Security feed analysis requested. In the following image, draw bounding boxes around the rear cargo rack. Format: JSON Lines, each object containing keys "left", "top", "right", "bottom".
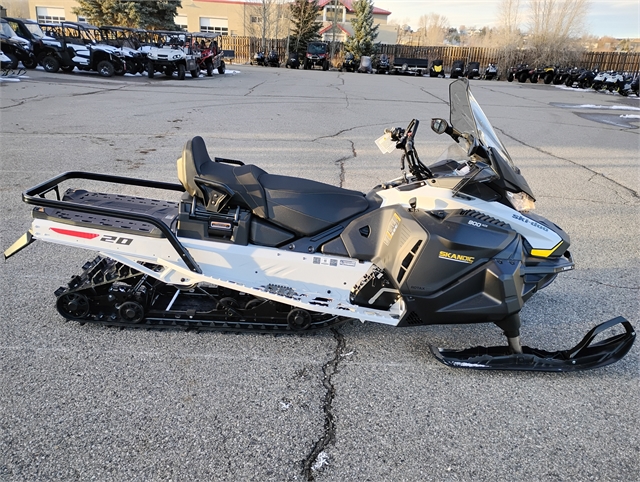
{"left": 23, "top": 171, "right": 202, "bottom": 274}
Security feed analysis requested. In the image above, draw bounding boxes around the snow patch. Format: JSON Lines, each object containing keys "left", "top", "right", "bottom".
{"left": 312, "top": 451, "right": 329, "bottom": 472}
{"left": 620, "top": 114, "right": 640, "bottom": 119}
{"left": 551, "top": 102, "right": 640, "bottom": 111}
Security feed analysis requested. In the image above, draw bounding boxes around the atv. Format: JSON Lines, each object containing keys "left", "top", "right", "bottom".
{"left": 147, "top": 31, "right": 201, "bottom": 80}
{"left": 429, "top": 59, "right": 445, "bottom": 78}
{"left": 192, "top": 32, "right": 225, "bottom": 76}
{"left": 4, "top": 79, "right": 634, "bottom": 372}
{"left": 38, "top": 22, "right": 125, "bottom": 77}
{"left": 341, "top": 52, "right": 356, "bottom": 72}
{"left": 304, "top": 41, "right": 329, "bottom": 70}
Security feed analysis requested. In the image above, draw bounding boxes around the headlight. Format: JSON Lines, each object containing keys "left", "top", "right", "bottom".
{"left": 506, "top": 191, "right": 535, "bottom": 212}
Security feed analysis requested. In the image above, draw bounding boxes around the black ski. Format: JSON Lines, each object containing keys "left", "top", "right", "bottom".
{"left": 431, "top": 317, "right": 635, "bottom": 372}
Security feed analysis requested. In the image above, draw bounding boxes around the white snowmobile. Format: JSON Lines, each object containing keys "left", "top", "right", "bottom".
{"left": 4, "top": 79, "right": 634, "bottom": 372}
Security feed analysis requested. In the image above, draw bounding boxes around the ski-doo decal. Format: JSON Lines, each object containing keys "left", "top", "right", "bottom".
{"left": 50, "top": 228, "right": 100, "bottom": 239}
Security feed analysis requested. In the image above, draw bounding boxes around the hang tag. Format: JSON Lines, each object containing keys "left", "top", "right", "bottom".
{"left": 375, "top": 133, "right": 396, "bottom": 154}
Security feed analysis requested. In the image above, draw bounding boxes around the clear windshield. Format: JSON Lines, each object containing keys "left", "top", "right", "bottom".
{"left": 449, "top": 79, "right": 518, "bottom": 170}
{"left": 0, "top": 22, "right": 15, "bottom": 38}
{"left": 26, "top": 23, "right": 45, "bottom": 39}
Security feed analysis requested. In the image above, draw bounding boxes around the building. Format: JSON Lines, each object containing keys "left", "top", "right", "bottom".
{"left": 19, "top": 0, "right": 394, "bottom": 42}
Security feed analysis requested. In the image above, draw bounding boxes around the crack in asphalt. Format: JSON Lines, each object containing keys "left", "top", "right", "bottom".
{"left": 334, "top": 140, "right": 356, "bottom": 187}
{"left": 302, "top": 328, "right": 346, "bottom": 481}
{"left": 494, "top": 126, "right": 639, "bottom": 199}
{"left": 565, "top": 276, "right": 639, "bottom": 290}
{"left": 244, "top": 80, "right": 266, "bottom": 96}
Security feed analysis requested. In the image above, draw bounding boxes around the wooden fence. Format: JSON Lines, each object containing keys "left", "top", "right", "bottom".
{"left": 219, "top": 36, "right": 640, "bottom": 74}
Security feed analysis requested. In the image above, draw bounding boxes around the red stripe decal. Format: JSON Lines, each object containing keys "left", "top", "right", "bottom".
{"left": 50, "top": 228, "right": 100, "bottom": 239}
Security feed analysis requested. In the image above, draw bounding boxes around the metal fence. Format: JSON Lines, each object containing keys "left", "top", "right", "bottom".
{"left": 219, "top": 36, "right": 640, "bottom": 74}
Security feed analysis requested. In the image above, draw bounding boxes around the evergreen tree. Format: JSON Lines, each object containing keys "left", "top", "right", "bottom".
{"left": 72, "top": 0, "right": 182, "bottom": 30}
{"left": 289, "top": 0, "right": 322, "bottom": 54}
{"left": 344, "top": 0, "right": 378, "bottom": 57}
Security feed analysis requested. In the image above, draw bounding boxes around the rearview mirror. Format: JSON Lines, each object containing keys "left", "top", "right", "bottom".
{"left": 431, "top": 118, "right": 448, "bottom": 135}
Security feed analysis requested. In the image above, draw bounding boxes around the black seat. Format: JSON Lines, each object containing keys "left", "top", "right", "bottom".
{"left": 177, "top": 136, "right": 369, "bottom": 236}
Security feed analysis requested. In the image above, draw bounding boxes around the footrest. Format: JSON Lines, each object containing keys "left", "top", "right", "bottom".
{"left": 430, "top": 317, "right": 635, "bottom": 372}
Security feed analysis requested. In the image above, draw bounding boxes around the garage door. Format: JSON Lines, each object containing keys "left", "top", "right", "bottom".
{"left": 200, "top": 17, "right": 228, "bottom": 35}
{"left": 36, "top": 6, "right": 66, "bottom": 23}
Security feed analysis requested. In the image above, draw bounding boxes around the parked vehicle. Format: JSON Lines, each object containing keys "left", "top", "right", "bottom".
{"left": 0, "top": 49, "right": 13, "bottom": 69}
{"left": 392, "top": 56, "right": 428, "bottom": 76}
{"left": 464, "top": 61, "right": 480, "bottom": 79}
{"left": 563, "top": 67, "right": 585, "bottom": 87}
{"left": 507, "top": 64, "right": 532, "bottom": 83}
{"left": 36, "top": 22, "right": 125, "bottom": 77}
{"left": 266, "top": 48, "right": 279, "bottom": 67}
{"left": 147, "top": 31, "right": 201, "bottom": 80}
{"left": 341, "top": 52, "right": 356, "bottom": 72}
{"left": 576, "top": 68, "right": 598, "bottom": 89}
{"left": 252, "top": 51, "right": 266, "bottom": 66}
{"left": 304, "top": 42, "right": 329, "bottom": 70}
{"left": 429, "top": 59, "right": 445, "bottom": 78}
{"left": 604, "top": 71, "right": 625, "bottom": 92}
{"left": 285, "top": 51, "right": 300, "bottom": 69}
{"left": 483, "top": 63, "right": 498, "bottom": 80}
{"left": 449, "top": 60, "right": 464, "bottom": 79}
{"left": 631, "top": 75, "right": 639, "bottom": 96}
{"left": 591, "top": 70, "right": 621, "bottom": 91}
{"left": 552, "top": 66, "right": 571, "bottom": 85}
{"left": 5, "top": 17, "right": 60, "bottom": 68}
{"left": 0, "top": 18, "right": 37, "bottom": 69}
{"left": 374, "top": 53, "right": 390, "bottom": 74}
{"left": 357, "top": 55, "right": 373, "bottom": 73}
{"left": 192, "top": 32, "right": 225, "bottom": 76}
{"left": 6, "top": 79, "right": 635, "bottom": 372}
{"left": 530, "top": 66, "right": 555, "bottom": 84}
{"left": 98, "top": 26, "right": 146, "bottom": 74}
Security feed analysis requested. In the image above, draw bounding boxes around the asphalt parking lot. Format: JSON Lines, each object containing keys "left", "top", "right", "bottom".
{"left": 1, "top": 66, "right": 639, "bottom": 481}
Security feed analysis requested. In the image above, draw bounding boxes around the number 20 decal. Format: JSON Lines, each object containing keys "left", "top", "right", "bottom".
{"left": 100, "top": 235, "right": 133, "bottom": 245}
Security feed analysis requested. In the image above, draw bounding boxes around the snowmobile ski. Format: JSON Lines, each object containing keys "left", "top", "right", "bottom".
{"left": 430, "top": 317, "right": 635, "bottom": 372}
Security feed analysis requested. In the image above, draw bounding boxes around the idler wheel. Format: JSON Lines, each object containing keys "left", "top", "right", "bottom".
{"left": 57, "top": 293, "right": 91, "bottom": 320}
{"left": 287, "top": 309, "right": 311, "bottom": 331}
{"left": 216, "top": 297, "right": 239, "bottom": 311}
{"left": 118, "top": 301, "right": 145, "bottom": 323}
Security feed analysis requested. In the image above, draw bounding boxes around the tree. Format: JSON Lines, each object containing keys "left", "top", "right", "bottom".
{"left": 243, "top": 0, "right": 289, "bottom": 51}
{"left": 344, "top": 0, "right": 378, "bottom": 57}
{"left": 416, "top": 13, "right": 449, "bottom": 46}
{"left": 72, "top": 0, "right": 182, "bottom": 30}
{"left": 289, "top": 0, "right": 322, "bottom": 54}
{"left": 527, "top": 0, "right": 589, "bottom": 65}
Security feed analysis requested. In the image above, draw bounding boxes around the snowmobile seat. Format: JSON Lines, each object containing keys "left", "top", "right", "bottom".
{"left": 177, "top": 136, "right": 369, "bottom": 236}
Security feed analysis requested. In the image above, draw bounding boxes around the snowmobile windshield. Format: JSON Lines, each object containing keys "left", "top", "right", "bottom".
{"left": 449, "top": 79, "right": 535, "bottom": 199}
{"left": 449, "top": 79, "right": 517, "bottom": 171}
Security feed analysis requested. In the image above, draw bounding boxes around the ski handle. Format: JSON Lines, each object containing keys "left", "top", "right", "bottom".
{"left": 22, "top": 171, "right": 202, "bottom": 274}
{"left": 565, "top": 316, "right": 635, "bottom": 359}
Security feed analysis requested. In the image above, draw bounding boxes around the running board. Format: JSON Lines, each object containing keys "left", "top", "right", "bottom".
{"left": 430, "top": 317, "right": 635, "bottom": 372}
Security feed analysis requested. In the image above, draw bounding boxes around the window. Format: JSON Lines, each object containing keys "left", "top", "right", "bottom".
{"left": 200, "top": 17, "right": 228, "bottom": 35}
{"left": 250, "top": 16, "right": 262, "bottom": 24}
{"left": 36, "top": 7, "right": 65, "bottom": 23}
{"left": 77, "top": 16, "right": 87, "bottom": 23}
{"left": 175, "top": 15, "right": 188, "bottom": 31}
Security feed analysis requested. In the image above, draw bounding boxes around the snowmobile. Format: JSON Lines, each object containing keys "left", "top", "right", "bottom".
{"left": 4, "top": 79, "right": 634, "bottom": 372}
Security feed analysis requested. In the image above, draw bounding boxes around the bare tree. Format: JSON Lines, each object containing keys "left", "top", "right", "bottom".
{"left": 416, "top": 13, "right": 449, "bottom": 46}
{"left": 244, "top": 0, "right": 288, "bottom": 51}
{"left": 527, "top": 0, "right": 589, "bottom": 65}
